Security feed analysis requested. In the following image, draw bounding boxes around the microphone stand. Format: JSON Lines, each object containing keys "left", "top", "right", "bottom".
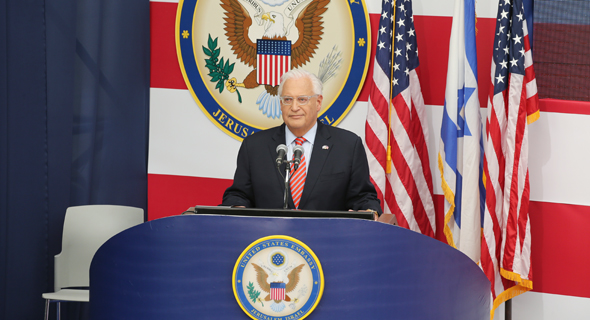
{"left": 283, "top": 162, "right": 291, "bottom": 209}
{"left": 277, "top": 152, "right": 301, "bottom": 209}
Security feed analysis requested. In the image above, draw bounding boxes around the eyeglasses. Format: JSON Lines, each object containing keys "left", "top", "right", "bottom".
{"left": 280, "top": 94, "right": 319, "bottom": 106}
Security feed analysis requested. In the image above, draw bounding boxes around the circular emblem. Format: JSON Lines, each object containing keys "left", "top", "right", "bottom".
{"left": 232, "top": 235, "right": 324, "bottom": 320}
{"left": 176, "top": 0, "right": 371, "bottom": 140}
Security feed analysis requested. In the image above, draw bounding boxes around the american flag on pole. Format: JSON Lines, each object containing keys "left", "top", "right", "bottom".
{"left": 270, "top": 282, "right": 286, "bottom": 301}
{"left": 438, "top": 0, "right": 484, "bottom": 262}
{"left": 365, "top": 0, "right": 436, "bottom": 237}
{"left": 481, "top": 0, "right": 538, "bottom": 317}
{"left": 257, "top": 39, "right": 291, "bottom": 87}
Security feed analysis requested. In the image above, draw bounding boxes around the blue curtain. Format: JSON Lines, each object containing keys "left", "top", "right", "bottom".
{"left": 0, "top": 0, "right": 149, "bottom": 318}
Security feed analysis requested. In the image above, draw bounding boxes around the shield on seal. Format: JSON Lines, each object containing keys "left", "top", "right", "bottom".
{"left": 270, "top": 282, "right": 286, "bottom": 301}
{"left": 257, "top": 39, "right": 291, "bottom": 87}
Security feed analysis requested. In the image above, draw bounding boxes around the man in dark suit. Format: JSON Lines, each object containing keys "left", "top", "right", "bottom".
{"left": 221, "top": 69, "right": 381, "bottom": 214}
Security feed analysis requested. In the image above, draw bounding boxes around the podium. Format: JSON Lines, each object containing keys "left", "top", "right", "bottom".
{"left": 89, "top": 210, "right": 490, "bottom": 319}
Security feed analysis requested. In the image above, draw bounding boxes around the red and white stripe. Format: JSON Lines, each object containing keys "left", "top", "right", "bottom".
{"left": 257, "top": 54, "right": 290, "bottom": 87}
{"left": 481, "top": 13, "right": 538, "bottom": 319}
{"left": 365, "top": 66, "right": 436, "bottom": 237}
{"left": 270, "top": 287, "right": 285, "bottom": 301}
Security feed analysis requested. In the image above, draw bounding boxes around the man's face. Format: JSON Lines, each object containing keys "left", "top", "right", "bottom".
{"left": 280, "top": 77, "right": 323, "bottom": 137}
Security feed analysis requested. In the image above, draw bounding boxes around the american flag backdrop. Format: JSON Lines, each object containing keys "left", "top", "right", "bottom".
{"left": 365, "top": 0, "right": 436, "bottom": 237}
{"left": 480, "top": 0, "right": 539, "bottom": 317}
{"left": 257, "top": 39, "right": 291, "bottom": 87}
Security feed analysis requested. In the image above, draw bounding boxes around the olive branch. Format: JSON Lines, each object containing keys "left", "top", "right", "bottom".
{"left": 202, "top": 35, "right": 242, "bottom": 102}
{"left": 247, "top": 281, "right": 263, "bottom": 306}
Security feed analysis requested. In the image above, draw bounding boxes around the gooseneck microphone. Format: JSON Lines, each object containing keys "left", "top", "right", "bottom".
{"left": 275, "top": 144, "right": 288, "bottom": 167}
{"left": 293, "top": 145, "right": 304, "bottom": 171}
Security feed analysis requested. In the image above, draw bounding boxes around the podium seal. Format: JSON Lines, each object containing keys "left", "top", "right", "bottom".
{"left": 232, "top": 235, "right": 324, "bottom": 320}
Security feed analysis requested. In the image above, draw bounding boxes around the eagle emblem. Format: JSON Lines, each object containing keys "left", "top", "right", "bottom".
{"left": 232, "top": 236, "right": 324, "bottom": 319}
{"left": 252, "top": 263, "right": 305, "bottom": 312}
{"left": 177, "top": 0, "right": 371, "bottom": 140}
{"left": 221, "top": 0, "right": 329, "bottom": 119}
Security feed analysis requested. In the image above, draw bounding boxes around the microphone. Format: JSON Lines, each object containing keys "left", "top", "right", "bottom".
{"left": 293, "top": 145, "right": 304, "bottom": 171}
{"left": 275, "top": 144, "right": 288, "bottom": 167}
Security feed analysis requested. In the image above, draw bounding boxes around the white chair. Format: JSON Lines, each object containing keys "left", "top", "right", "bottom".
{"left": 42, "top": 205, "right": 144, "bottom": 320}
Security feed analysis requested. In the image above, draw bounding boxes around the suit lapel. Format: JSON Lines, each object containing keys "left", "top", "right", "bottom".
{"left": 270, "top": 124, "right": 287, "bottom": 188}
{"left": 300, "top": 122, "right": 332, "bottom": 208}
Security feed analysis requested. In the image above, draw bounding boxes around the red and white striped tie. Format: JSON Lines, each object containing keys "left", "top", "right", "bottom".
{"left": 290, "top": 137, "right": 306, "bottom": 209}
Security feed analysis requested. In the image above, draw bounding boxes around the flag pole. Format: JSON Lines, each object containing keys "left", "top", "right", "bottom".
{"left": 505, "top": 299, "right": 512, "bottom": 320}
{"left": 386, "top": 0, "right": 397, "bottom": 174}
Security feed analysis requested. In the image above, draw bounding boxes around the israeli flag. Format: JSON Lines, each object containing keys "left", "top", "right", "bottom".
{"left": 438, "top": 0, "right": 484, "bottom": 262}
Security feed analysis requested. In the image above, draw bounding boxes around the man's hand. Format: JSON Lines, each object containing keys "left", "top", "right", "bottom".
{"left": 350, "top": 209, "right": 379, "bottom": 221}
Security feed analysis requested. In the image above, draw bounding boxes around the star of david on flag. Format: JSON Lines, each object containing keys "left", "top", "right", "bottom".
{"left": 438, "top": 0, "right": 484, "bottom": 263}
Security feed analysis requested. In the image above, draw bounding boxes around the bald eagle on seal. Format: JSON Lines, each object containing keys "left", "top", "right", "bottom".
{"left": 251, "top": 263, "right": 305, "bottom": 312}
{"left": 221, "top": 0, "right": 329, "bottom": 118}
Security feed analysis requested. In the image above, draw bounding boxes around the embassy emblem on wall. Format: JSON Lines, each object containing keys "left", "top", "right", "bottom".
{"left": 176, "top": 0, "right": 371, "bottom": 141}
{"left": 232, "top": 236, "right": 324, "bottom": 320}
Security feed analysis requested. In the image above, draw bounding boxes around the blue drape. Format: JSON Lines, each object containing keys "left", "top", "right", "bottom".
{"left": 0, "top": 0, "right": 149, "bottom": 318}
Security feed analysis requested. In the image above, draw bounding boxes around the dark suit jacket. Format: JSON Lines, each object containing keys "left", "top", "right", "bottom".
{"left": 221, "top": 121, "right": 382, "bottom": 213}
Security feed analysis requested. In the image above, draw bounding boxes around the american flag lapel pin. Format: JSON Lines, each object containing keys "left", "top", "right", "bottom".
{"left": 322, "top": 145, "right": 329, "bottom": 150}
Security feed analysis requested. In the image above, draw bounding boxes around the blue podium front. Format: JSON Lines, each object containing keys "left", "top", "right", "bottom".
{"left": 90, "top": 214, "right": 490, "bottom": 319}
